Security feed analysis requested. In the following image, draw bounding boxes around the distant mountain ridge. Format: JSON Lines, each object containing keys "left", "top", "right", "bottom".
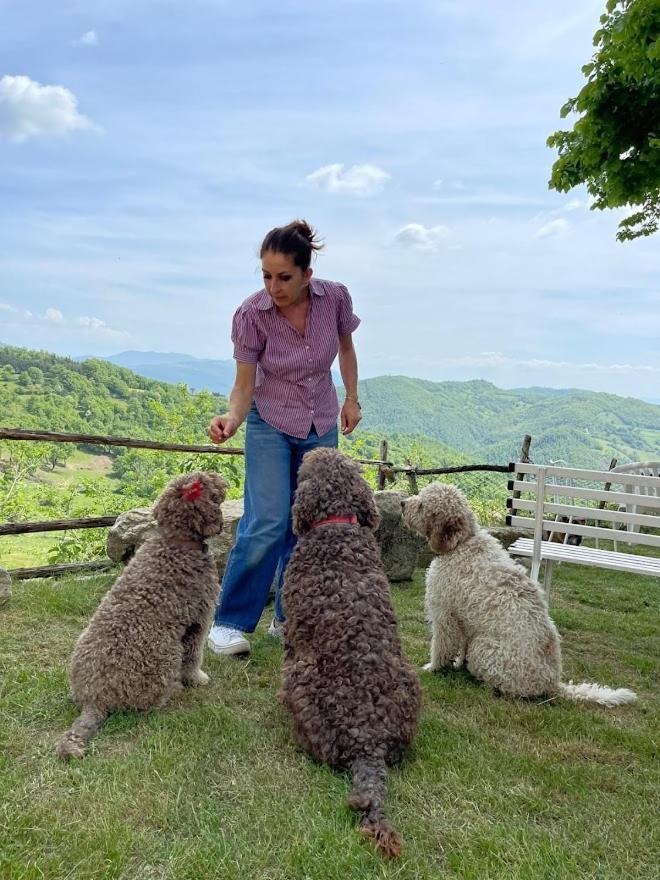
{"left": 77, "top": 350, "right": 236, "bottom": 395}
{"left": 5, "top": 345, "right": 659, "bottom": 469}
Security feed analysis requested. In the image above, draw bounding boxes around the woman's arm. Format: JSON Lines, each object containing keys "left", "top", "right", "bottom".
{"left": 208, "top": 361, "right": 257, "bottom": 443}
{"left": 338, "top": 333, "right": 362, "bottom": 436}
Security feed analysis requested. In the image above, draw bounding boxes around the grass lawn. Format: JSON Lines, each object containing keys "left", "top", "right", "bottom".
{"left": 36, "top": 450, "right": 115, "bottom": 487}
{"left": 0, "top": 563, "right": 658, "bottom": 880}
{"left": 0, "top": 533, "right": 59, "bottom": 569}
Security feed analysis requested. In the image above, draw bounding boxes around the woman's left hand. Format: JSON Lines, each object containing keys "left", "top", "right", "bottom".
{"left": 340, "top": 400, "right": 362, "bottom": 435}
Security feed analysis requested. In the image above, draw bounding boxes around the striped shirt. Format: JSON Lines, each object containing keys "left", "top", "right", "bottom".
{"left": 231, "top": 277, "right": 360, "bottom": 438}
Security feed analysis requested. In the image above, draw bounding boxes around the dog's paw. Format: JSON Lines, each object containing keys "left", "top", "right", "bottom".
{"left": 422, "top": 662, "right": 438, "bottom": 672}
{"left": 184, "top": 669, "right": 209, "bottom": 687}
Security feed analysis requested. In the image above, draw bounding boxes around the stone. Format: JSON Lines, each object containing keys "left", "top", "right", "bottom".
{"left": 105, "top": 499, "right": 245, "bottom": 581}
{"left": 0, "top": 567, "right": 11, "bottom": 606}
{"left": 373, "top": 489, "right": 423, "bottom": 582}
{"left": 106, "top": 507, "right": 158, "bottom": 562}
{"left": 487, "top": 526, "right": 530, "bottom": 550}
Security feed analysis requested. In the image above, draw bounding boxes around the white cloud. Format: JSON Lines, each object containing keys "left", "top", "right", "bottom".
{"left": 305, "top": 163, "right": 390, "bottom": 197}
{"left": 0, "top": 75, "right": 98, "bottom": 143}
{"left": 535, "top": 218, "right": 569, "bottom": 239}
{"left": 392, "top": 223, "right": 452, "bottom": 252}
{"left": 0, "top": 301, "right": 129, "bottom": 339}
{"left": 44, "top": 308, "right": 64, "bottom": 324}
{"left": 76, "top": 316, "right": 107, "bottom": 329}
{"left": 73, "top": 30, "right": 98, "bottom": 47}
{"left": 440, "top": 351, "right": 660, "bottom": 376}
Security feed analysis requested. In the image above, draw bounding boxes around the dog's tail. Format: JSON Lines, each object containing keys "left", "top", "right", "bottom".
{"left": 558, "top": 681, "right": 637, "bottom": 708}
{"left": 348, "top": 756, "right": 402, "bottom": 858}
{"left": 56, "top": 706, "right": 108, "bottom": 759}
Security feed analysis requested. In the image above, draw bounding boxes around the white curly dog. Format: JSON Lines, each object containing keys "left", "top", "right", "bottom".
{"left": 402, "top": 482, "right": 637, "bottom": 708}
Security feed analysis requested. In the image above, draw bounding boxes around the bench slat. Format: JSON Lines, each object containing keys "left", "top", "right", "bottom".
{"left": 507, "top": 515, "right": 660, "bottom": 548}
{"left": 510, "top": 498, "right": 660, "bottom": 529}
{"left": 510, "top": 538, "right": 658, "bottom": 564}
{"left": 514, "top": 462, "right": 660, "bottom": 490}
{"left": 509, "top": 539, "right": 660, "bottom": 576}
{"left": 508, "top": 480, "right": 660, "bottom": 510}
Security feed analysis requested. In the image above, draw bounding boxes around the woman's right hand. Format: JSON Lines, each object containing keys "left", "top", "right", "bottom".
{"left": 208, "top": 414, "right": 240, "bottom": 443}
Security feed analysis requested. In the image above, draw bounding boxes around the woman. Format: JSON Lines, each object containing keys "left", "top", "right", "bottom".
{"left": 207, "top": 220, "right": 362, "bottom": 655}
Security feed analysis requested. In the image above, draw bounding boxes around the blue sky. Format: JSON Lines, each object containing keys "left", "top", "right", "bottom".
{"left": 1, "top": 0, "right": 659, "bottom": 400}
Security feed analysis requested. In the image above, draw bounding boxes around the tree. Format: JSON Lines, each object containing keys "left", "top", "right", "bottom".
{"left": 547, "top": 0, "right": 660, "bottom": 241}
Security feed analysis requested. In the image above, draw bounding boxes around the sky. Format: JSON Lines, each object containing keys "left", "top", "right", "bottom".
{"left": 1, "top": 0, "right": 659, "bottom": 401}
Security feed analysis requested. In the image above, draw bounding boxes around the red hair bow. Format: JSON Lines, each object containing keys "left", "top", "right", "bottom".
{"left": 180, "top": 480, "right": 203, "bottom": 502}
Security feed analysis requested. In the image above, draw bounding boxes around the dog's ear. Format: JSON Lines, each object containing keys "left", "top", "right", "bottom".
{"left": 292, "top": 478, "right": 317, "bottom": 536}
{"left": 428, "top": 514, "right": 467, "bottom": 554}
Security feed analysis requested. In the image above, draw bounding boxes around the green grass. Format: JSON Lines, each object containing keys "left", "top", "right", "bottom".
{"left": 36, "top": 450, "right": 115, "bottom": 487}
{"left": 0, "top": 564, "right": 658, "bottom": 880}
{"left": 0, "top": 532, "right": 58, "bottom": 568}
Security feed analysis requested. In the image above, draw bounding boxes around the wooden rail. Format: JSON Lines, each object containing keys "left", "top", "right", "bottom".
{"left": 0, "top": 515, "right": 118, "bottom": 536}
{"left": 0, "top": 427, "right": 392, "bottom": 467}
{"left": 9, "top": 560, "right": 117, "bottom": 580}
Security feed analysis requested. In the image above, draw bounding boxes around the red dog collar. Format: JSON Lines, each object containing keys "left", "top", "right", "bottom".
{"left": 311, "top": 514, "right": 359, "bottom": 529}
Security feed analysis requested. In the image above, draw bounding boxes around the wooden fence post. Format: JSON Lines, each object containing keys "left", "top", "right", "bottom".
{"left": 405, "top": 458, "right": 419, "bottom": 495}
{"left": 521, "top": 434, "right": 532, "bottom": 464}
{"left": 377, "top": 439, "right": 389, "bottom": 491}
{"left": 511, "top": 434, "right": 532, "bottom": 504}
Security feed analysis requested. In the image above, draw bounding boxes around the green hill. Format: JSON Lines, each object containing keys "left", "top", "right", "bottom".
{"left": 0, "top": 344, "right": 227, "bottom": 439}
{"left": 354, "top": 376, "right": 660, "bottom": 468}
{"left": 3, "top": 344, "right": 659, "bottom": 471}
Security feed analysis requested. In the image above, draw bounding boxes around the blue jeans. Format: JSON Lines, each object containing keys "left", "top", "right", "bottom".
{"left": 214, "top": 405, "right": 338, "bottom": 633}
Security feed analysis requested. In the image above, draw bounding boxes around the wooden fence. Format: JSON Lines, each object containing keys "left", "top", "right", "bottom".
{"left": 0, "top": 427, "right": 527, "bottom": 579}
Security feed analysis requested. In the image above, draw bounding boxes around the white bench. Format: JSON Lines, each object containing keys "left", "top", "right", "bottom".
{"left": 608, "top": 461, "right": 660, "bottom": 550}
{"left": 505, "top": 462, "right": 660, "bottom": 593}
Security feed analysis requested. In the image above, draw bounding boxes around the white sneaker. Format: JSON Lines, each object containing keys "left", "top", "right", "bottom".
{"left": 267, "top": 618, "right": 284, "bottom": 640}
{"left": 207, "top": 625, "right": 250, "bottom": 655}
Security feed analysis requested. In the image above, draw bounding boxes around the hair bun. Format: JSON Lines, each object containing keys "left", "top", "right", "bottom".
{"left": 260, "top": 219, "right": 324, "bottom": 270}
{"left": 291, "top": 220, "right": 315, "bottom": 243}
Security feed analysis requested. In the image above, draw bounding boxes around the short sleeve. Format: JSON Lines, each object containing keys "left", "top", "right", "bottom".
{"left": 231, "top": 305, "right": 265, "bottom": 363}
{"left": 336, "top": 283, "right": 361, "bottom": 336}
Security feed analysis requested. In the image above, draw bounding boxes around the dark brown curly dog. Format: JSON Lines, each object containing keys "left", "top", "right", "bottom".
{"left": 56, "top": 471, "right": 227, "bottom": 759}
{"left": 279, "top": 448, "right": 421, "bottom": 858}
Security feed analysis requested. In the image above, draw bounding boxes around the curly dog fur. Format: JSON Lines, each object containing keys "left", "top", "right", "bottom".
{"left": 56, "top": 471, "right": 228, "bottom": 758}
{"left": 279, "top": 448, "right": 421, "bottom": 858}
{"left": 403, "top": 482, "right": 636, "bottom": 708}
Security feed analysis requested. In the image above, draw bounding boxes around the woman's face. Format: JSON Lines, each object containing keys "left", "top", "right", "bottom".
{"left": 261, "top": 250, "right": 312, "bottom": 308}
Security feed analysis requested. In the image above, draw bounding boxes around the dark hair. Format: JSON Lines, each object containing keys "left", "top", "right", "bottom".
{"left": 260, "top": 220, "right": 324, "bottom": 271}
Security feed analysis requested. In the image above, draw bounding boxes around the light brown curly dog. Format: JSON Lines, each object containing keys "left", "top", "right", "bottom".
{"left": 279, "top": 448, "right": 421, "bottom": 859}
{"left": 403, "top": 482, "right": 636, "bottom": 707}
{"left": 56, "top": 471, "right": 227, "bottom": 759}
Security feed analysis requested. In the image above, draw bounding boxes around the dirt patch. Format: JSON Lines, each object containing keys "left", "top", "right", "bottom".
{"left": 68, "top": 455, "right": 113, "bottom": 472}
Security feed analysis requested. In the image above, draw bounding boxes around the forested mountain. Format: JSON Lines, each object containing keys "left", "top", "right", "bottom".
{"left": 77, "top": 351, "right": 236, "bottom": 396}
{"left": 3, "top": 345, "right": 659, "bottom": 469}
{"left": 1, "top": 345, "right": 225, "bottom": 439}
{"left": 353, "top": 377, "right": 660, "bottom": 468}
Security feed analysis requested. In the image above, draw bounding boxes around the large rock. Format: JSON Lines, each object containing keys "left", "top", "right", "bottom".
{"left": 374, "top": 490, "right": 422, "bottom": 582}
{"left": 106, "top": 507, "right": 158, "bottom": 562}
{"left": 106, "top": 499, "right": 245, "bottom": 580}
{"left": 488, "top": 526, "right": 530, "bottom": 550}
{"left": 0, "top": 567, "right": 11, "bottom": 606}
